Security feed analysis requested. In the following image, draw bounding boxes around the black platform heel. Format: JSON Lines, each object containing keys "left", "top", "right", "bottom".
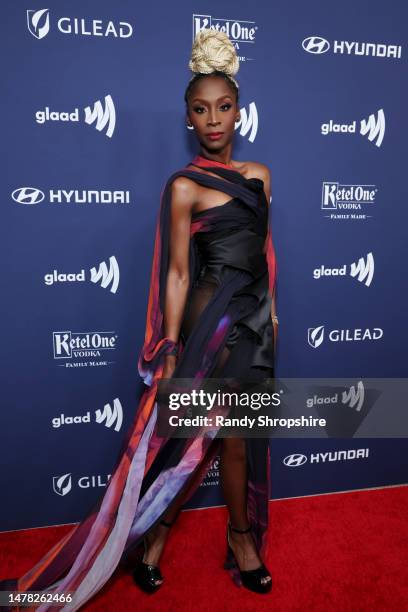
{"left": 226, "top": 522, "right": 272, "bottom": 594}
{"left": 132, "top": 519, "right": 173, "bottom": 594}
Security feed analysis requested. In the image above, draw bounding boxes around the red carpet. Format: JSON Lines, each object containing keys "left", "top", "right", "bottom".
{"left": 1, "top": 485, "right": 407, "bottom": 611}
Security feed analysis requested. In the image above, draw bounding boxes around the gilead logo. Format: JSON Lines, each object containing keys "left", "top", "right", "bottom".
{"left": 52, "top": 473, "right": 111, "bottom": 496}
{"left": 308, "top": 325, "right": 383, "bottom": 348}
{"left": 27, "top": 9, "right": 133, "bottom": 39}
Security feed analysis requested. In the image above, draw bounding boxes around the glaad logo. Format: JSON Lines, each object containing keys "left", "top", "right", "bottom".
{"left": 27, "top": 9, "right": 50, "bottom": 39}
{"left": 321, "top": 109, "right": 385, "bottom": 148}
{"left": 52, "top": 398, "right": 123, "bottom": 432}
{"left": 52, "top": 473, "right": 111, "bottom": 496}
{"left": 321, "top": 181, "right": 378, "bottom": 220}
{"left": 95, "top": 399, "right": 123, "bottom": 432}
{"left": 306, "top": 380, "right": 365, "bottom": 412}
{"left": 283, "top": 448, "right": 369, "bottom": 467}
{"left": 302, "top": 35, "right": 401, "bottom": 59}
{"left": 11, "top": 187, "right": 45, "bottom": 205}
{"left": 308, "top": 325, "right": 383, "bottom": 348}
{"left": 236, "top": 103, "right": 258, "bottom": 143}
{"left": 90, "top": 256, "right": 120, "bottom": 293}
{"left": 350, "top": 253, "right": 374, "bottom": 286}
{"left": 360, "top": 110, "right": 385, "bottom": 147}
{"left": 44, "top": 256, "right": 120, "bottom": 294}
{"left": 35, "top": 95, "right": 116, "bottom": 138}
{"left": 84, "top": 96, "right": 116, "bottom": 138}
{"left": 193, "top": 14, "right": 257, "bottom": 62}
{"left": 342, "top": 381, "right": 365, "bottom": 412}
{"left": 12, "top": 187, "right": 130, "bottom": 205}
{"left": 27, "top": 9, "right": 133, "bottom": 39}
{"left": 313, "top": 252, "right": 374, "bottom": 287}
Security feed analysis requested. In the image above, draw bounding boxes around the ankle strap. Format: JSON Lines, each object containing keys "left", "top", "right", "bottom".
{"left": 228, "top": 522, "right": 251, "bottom": 534}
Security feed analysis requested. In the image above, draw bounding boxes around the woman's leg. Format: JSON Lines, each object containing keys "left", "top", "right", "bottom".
{"left": 214, "top": 344, "right": 272, "bottom": 584}
{"left": 140, "top": 278, "right": 220, "bottom": 576}
{"left": 219, "top": 437, "right": 270, "bottom": 583}
{"left": 141, "top": 283, "right": 270, "bottom": 584}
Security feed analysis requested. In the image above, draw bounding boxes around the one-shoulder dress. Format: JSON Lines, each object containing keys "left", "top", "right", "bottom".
{"left": 0, "top": 154, "right": 277, "bottom": 611}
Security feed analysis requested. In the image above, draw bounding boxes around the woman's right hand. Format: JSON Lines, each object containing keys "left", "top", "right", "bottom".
{"left": 162, "top": 355, "right": 177, "bottom": 379}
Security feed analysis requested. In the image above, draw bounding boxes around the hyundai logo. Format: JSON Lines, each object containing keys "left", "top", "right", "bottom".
{"left": 302, "top": 36, "right": 330, "bottom": 54}
{"left": 12, "top": 187, "right": 45, "bottom": 205}
{"left": 283, "top": 453, "right": 308, "bottom": 467}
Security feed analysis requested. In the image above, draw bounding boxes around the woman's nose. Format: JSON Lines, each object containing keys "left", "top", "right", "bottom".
{"left": 207, "top": 110, "right": 220, "bottom": 126}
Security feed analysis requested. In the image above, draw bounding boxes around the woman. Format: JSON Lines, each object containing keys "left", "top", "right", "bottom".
{"left": 0, "top": 29, "right": 278, "bottom": 610}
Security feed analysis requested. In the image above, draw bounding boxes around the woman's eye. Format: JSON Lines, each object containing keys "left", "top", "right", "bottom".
{"left": 193, "top": 106, "right": 205, "bottom": 113}
{"left": 221, "top": 103, "right": 232, "bottom": 111}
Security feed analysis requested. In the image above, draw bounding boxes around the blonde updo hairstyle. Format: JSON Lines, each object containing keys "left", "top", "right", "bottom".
{"left": 184, "top": 29, "right": 240, "bottom": 105}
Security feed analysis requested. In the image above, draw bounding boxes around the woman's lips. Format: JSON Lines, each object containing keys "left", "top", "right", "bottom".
{"left": 207, "top": 132, "right": 224, "bottom": 141}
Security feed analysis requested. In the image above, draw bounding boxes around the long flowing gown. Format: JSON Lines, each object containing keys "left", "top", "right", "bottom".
{"left": 0, "top": 154, "right": 277, "bottom": 611}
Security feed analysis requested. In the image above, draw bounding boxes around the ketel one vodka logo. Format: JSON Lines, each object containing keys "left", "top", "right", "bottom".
{"left": 201, "top": 456, "right": 220, "bottom": 488}
{"left": 53, "top": 330, "right": 117, "bottom": 363}
{"left": 52, "top": 472, "right": 111, "bottom": 496}
{"left": 27, "top": 9, "right": 133, "bottom": 40}
{"left": 313, "top": 252, "right": 374, "bottom": 287}
{"left": 52, "top": 398, "right": 123, "bottom": 432}
{"left": 307, "top": 325, "right": 383, "bottom": 348}
{"left": 321, "top": 109, "right": 385, "bottom": 147}
{"left": 44, "top": 256, "right": 120, "bottom": 294}
{"left": 321, "top": 181, "right": 378, "bottom": 220}
{"left": 193, "top": 14, "right": 257, "bottom": 61}
{"left": 302, "top": 35, "right": 402, "bottom": 60}
{"left": 306, "top": 380, "right": 365, "bottom": 413}
{"left": 35, "top": 95, "right": 116, "bottom": 138}
{"left": 188, "top": 102, "right": 258, "bottom": 142}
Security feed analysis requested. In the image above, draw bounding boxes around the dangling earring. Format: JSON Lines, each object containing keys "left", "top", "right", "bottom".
{"left": 186, "top": 123, "right": 194, "bottom": 131}
{"left": 235, "top": 116, "right": 241, "bottom": 124}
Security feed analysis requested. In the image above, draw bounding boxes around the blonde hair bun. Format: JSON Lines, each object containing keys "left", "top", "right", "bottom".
{"left": 189, "top": 29, "right": 239, "bottom": 79}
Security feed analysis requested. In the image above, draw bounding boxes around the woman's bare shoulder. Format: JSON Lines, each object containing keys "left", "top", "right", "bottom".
{"left": 169, "top": 175, "right": 199, "bottom": 210}
{"left": 233, "top": 160, "right": 271, "bottom": 203}
{"left": 234, "top": 160, "right": 271, "bottom": 182}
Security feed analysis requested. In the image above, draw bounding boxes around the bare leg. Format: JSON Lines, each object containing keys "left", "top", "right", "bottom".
{"left": 215, "top": 346, "right": 271, "bottom": 585}
{"left": 141, "top": 498, "right": 181, "bottom": 585}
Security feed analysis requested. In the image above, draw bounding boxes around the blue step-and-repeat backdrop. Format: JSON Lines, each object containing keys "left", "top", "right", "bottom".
{"left": 1, "top": 1, "right": 407, "bottom": 531}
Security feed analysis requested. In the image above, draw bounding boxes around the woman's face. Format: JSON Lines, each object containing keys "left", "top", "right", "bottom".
{"left": 186, "top": 76, "right": 240, "bottom": 151}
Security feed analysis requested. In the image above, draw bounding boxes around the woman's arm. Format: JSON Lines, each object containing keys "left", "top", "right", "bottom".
{"left": 162, "top": 177, "right": 195, "bottom": 378}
